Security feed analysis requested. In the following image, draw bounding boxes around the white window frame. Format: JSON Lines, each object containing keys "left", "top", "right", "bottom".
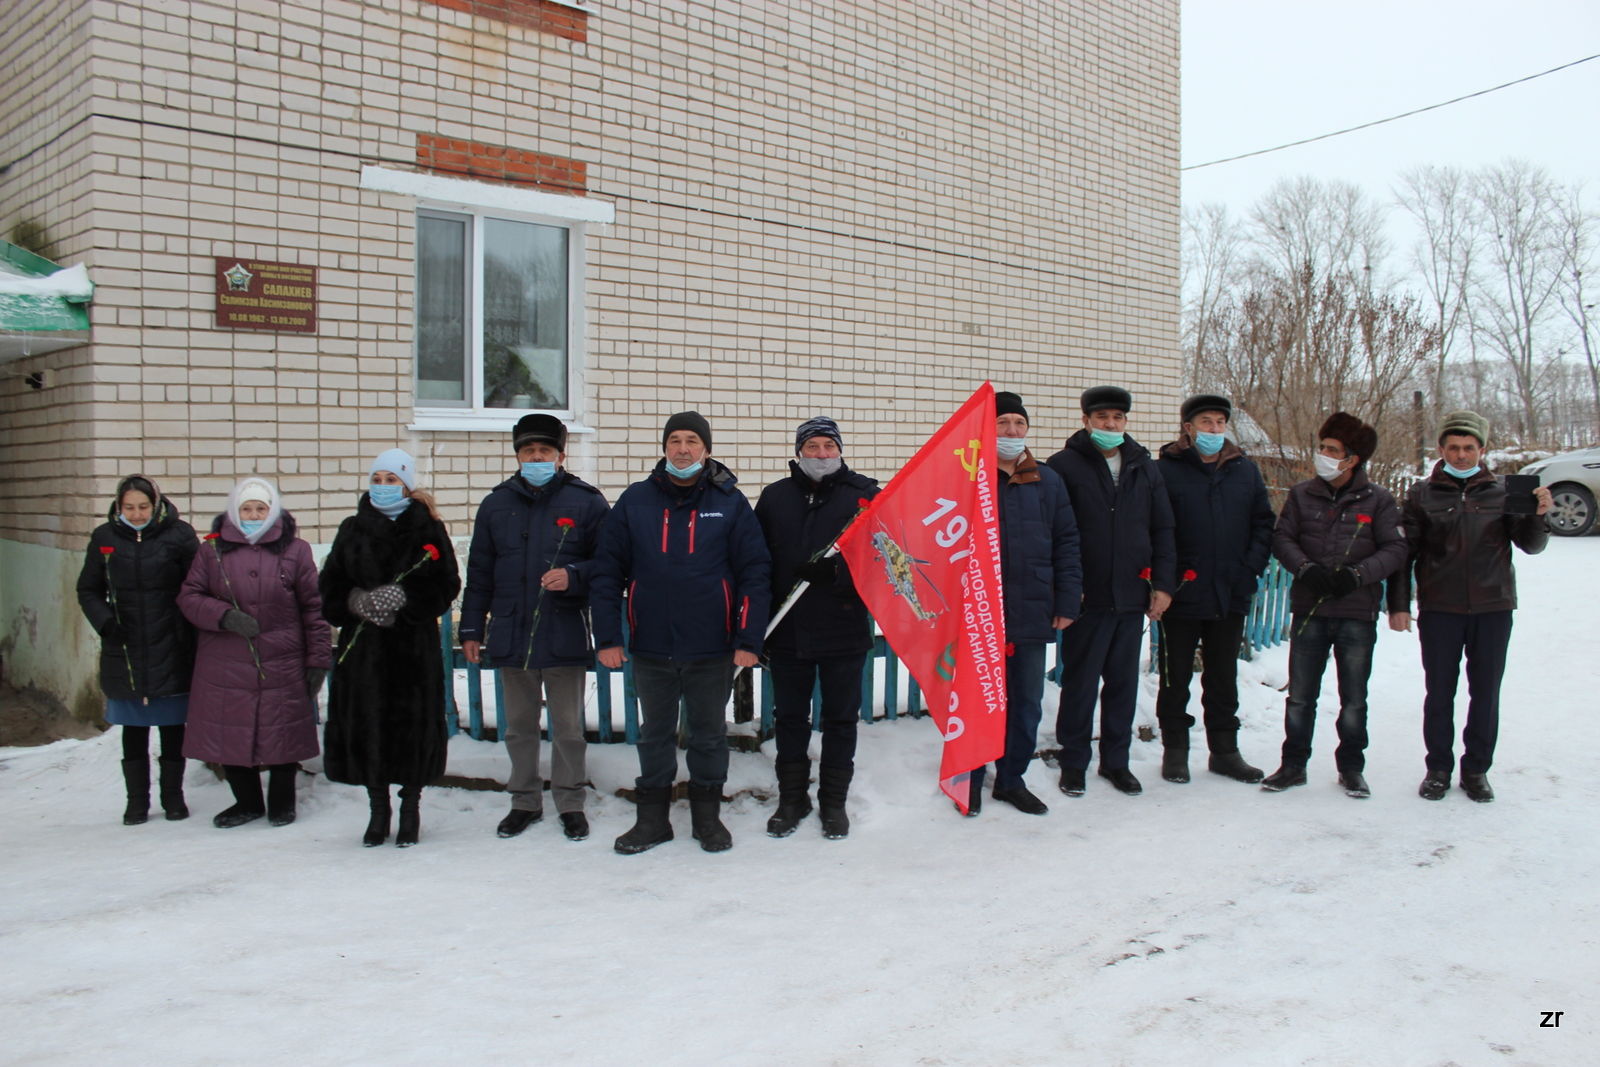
{"left": 360, "top": 166, "right": 614, "bottom": 433}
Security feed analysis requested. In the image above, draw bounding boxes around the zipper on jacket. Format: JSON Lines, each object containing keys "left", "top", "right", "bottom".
{"left": 660, "top": 508, "right": 670, "bottom": 553}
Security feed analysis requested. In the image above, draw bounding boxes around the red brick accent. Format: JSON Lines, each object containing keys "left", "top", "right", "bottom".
{"left": 421, "top": 0, "right": 587, "bottom": 42}
{"left": 416, "top": 134, "right": 588, "bottom": 195}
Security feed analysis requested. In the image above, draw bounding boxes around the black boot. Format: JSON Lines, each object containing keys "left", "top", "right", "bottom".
{"left": 121, "top": 758, "right": 151, "bottom": 825}
{"left": 214, "top": 766, "right": 265, "bottom": 828}
{"left": 1161, "top": 744, "right": 1190, "bottom": 783}
{"left": 817, "top": 764, "right": 854, "bottom": 839}
{"left": 267, "top": 764, "right": 298, "bottom": 826}
{"left": 157, "top": 757, "right": 189, "bottom": 821}
{"left": 1260, "top": 763, "right": 1307, "bottom": 792}
{"left": 688, "top": 783, "right": 733, "bottom": 852}
{"left": 962, "top": 766, "right": 985, "bottom": 816}
{"left": 395, "top": 785, "right": 421, "bottom": 847}
{"left": 364, "top": 786, "right": 392, "bottom": 847}
{"left": 1418, "top": 769, "right": 1451, "bottom": 801}
{"left": 1459, "top": 772, "right": 1494, "bottom": 803}
{"left": 1208, "top": 750, "right": 1265, "bottom": 784}
{"left": 1339, "top": 770, "right": 1371, "bottom": 798}
{"left": 614, "top": 786, "right": 674, "bottom": 854}
{"left": 766, "top": 760, "right": 813, "bottom": 838}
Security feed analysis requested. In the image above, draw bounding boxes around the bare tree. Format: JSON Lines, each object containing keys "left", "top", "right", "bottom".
{"left": 1396, "top": 165, "right": 1478, "bottom": 420}
{"left": 1554, "top": 186, "right": 1600, "bottom": 440}
{"left": 1180, "top": 203, "right": 1245, "bottom": 393}
{"left": 1249, "top": 176, "right": 1389, "bottom": 284}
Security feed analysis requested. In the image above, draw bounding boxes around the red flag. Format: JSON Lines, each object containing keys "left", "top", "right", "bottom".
{"left": 836, "top": 383, "right": 1006, "bottom": 813}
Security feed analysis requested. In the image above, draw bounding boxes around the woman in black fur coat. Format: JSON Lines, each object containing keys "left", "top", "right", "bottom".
{"left": 320, "top": 449, "right": 460, "bottom": 847}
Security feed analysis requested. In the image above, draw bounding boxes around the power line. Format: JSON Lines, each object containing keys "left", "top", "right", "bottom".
{"left": 1183, "top": 53, "right": 1600, "bottom": 171}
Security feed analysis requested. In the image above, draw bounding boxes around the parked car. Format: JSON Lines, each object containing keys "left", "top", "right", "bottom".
{"left": 1520, "top": 447, "right": 1600, "bottom": 536}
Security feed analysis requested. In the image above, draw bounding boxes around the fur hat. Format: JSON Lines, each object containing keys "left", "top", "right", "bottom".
{"left": 663, "top": 410, "right": 712, "bottom": 453}
{"left": 1318, "top": 412, "right": 1378, "bottom": 465}
{"left": 994, "top": 391, "right": 1030, "bottom": 423}
{"left": 1437, "top": 410, "right": 1489, "bottom": 447}
{"left": 1081, "top": 386, "right": 1132, "bottom": 414}
{"left": 512, "top": 413, "right": 568, "bottom": 452}
{"left": 1181, "top": 394, "right": 1231, "bottom": 423}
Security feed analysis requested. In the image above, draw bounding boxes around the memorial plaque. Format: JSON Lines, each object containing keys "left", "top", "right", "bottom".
{"left": 214, "top": 258, "right": 317, "bottom": 332}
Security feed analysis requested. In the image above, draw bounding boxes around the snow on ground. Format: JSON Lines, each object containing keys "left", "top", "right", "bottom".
{"left": 3, "top": 539, "right": 1596, "bottom": 1066}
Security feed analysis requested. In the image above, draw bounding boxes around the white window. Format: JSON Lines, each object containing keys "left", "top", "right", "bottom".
{"left": 360, "top": 166, "right": 614, "bottom": 432}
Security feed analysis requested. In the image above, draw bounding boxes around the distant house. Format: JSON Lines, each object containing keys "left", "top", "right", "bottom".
{"left": 0, "top": 0, "right": 1180, "bottom": 717}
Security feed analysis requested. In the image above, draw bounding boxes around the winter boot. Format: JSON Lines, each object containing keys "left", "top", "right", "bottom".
{"left": 765, "top": 760, "right": 813, "bottom": 838}
{"left": 817, "top": 764, "right": 854, "bottom": 839}
{"left": 1208, "top": 750, "right": 1265, "bottom": 784}
{"left": 1418, "top": 769, "right": 1451, "bottom": 801}
{"left": 214, "top": 765, "right": 265, "bottom": 828}
{"left": 688, "top": 782, "right": 733, "bottom": 853}
{"left": 1460, "top": 772, "right": 1494, "bottom": 803}
{"left": 614, "top": 786, "right": 674, "bottom": 855}
{"left": 395, "top": 785, "right": 422, "bottom": 847}
{"left": 1161, "top": 744, "right": 1191, "bottom": 784}
{"left": 267, "top": 763, "right": 298, "bottom": 826}
{"left": 1098, "top": 766, "right": 1143, "bottom": 795}
{"left": 157, "top": 757, "right": 189, "bottom": 821}
{"left": 363, "top": 786, "right": 392, "bottom": 847}
{"left": 962, "top": 766, "right": 985, "bottom": 816}
{"left": 121, "top": 758, "right": 151, "bottom": 825}
{"left": 1339, "top": 770, "right": 1371, "bottom": 798}
{"left": 1260, "top": 763, "right": 1307, "bottom": 792}
{"left": 1058, "top": 766, "right": 1086, "bottom": 797}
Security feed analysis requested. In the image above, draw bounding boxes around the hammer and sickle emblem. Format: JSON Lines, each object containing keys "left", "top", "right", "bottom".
{"left": 953, "top": 439, "right": 981, "bottom": 481}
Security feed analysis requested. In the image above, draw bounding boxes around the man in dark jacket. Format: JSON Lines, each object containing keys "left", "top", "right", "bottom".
{"left": 1154, "top": 394, "right": 1276, "bottom": 786}
{"left": 592, "top": 411, "right": 772, "bottom": 853}
{"left": 1389, "top": 410, "right": 1552, "bottom": 803}
{"left": 965, "top": 391, "right": 1081, "bottom": 816}
{"left": 459, "top": 414, "right": 610, "bottom": 842}
{"left": 1047, "top": 386, "right": 1176, "bottom": 797}
{"left": 1263, "top": 412, "right": 1408, "bottom": 798}
{"left": 755, "top": 416, "right": 879, "bottom": 839}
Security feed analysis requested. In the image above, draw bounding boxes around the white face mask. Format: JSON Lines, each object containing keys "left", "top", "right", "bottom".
{"left": 1314, "top": 453, "right": 1347, "bottom": 481}
{"left": 995, "top": 436, "right": 1027, "bottom": 460}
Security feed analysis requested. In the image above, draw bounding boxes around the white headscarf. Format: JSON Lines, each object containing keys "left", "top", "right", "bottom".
{"left": 227, "top": 476, "right": 282, "bottom": 545}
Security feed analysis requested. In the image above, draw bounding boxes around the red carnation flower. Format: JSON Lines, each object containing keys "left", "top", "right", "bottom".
{"left": 1183, "top": 569, "right": 1198, "bottom": 582}
{"left": 203, "top": 532, "right": 220, "bottom": 541}
{"left": 857, "top": 498, "right": 869, "bottom": 509}
{"left": 1005, "top": 642, "right": 1016, "bottom": 658}
{"left": 1139, "top": 567, "right": 1152, "bottom": 580}
{"left": 556, "top": 517, "right": 576, "bottom": 528}
{"left": 423, "top": 543, "right": 441, "bottom": 560}
{"left": 100, "top": 546, "right": 115, "bottom": 555}
{"left": 1357, "top": 514, "right": 1372, "bottom": 524}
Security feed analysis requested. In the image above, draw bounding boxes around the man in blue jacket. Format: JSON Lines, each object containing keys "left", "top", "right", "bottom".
{"left": 1047, "top": 386, "right": 1176, "bottom": 797}
{"left": 592, "top": 411, "right": 772, "bottom": 854}
{"left": 459, "top": 414, "right": 610, "bottom": 842}
{"left": 967, "top": 391, "right": 1081, "bottom": 816}
{"left": 755, "top": 416, "right": 880, "bottom": 839}
{"left": 1154, "top": 394, "right": 1275, "bottom": 786}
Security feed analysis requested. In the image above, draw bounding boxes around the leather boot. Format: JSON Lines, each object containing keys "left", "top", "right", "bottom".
{"left": 267, "top": 763, "right": 298, "bottom": 826}
{"left": 1161, "top": 744, "right": 1191, "bottom": 783}
{"left": 157, "top": 757, "right": 189, "bottom": 821}
{"left": 214, "top": 765, "right": 265, "bottom": 828}
{"left": 364, "top": 786, "right": 392, "bottom": 847}
{"left": 1260, "top": 763, "right": 1307, "bottom": 792}
{"left": 121, "top": 758, "right": 151, "bottom": 825}
{"left": 688, "top": 782, "right": 733, "bottom": 852}
{"left": 765, "top": 760, "right": 813, "bottom": 838}
{"left": 614, "top": 786, "right": 674, "bottom": 854}
{"left": 817, "top": 764, "right": 854, "bottom": 839}
{"left": 1208, "top": 750, "right": 1265, "bottom": 784}
{"left": 395, "top": 785, "right": 421, "bottom": 847}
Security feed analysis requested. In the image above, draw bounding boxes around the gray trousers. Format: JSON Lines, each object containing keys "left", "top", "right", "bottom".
{"left": 499, "top": 665, "right": 588, "bottom": 814}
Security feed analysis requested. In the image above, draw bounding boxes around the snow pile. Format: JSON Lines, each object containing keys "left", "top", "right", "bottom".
{"left": 0, "top": 263, "right": 93, "bottom": 299}
{"left": 3, "top": 540, "right": 1595, "bottom": 1065}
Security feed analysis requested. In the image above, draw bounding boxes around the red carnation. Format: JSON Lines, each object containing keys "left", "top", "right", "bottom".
{"left": 100, "top": 546, "right": 115, "bottom": 555}
{"left": 857, "top": 498, "right": 869, "bottom": 509}
{"left": 1139, "top": 567, "right": 1152, "bottom": 580}
{"left": 1182, "top": 568, "right": 1198, "bottom": 582}
{"left": 1357, "top": 514, "right": 1372, "bottom": 524}
{"left": 556, "top": 517, "right": 575, "bottom": 528}
{"left": 203, "top": 532, "right": 220, "bottom": 541}
{"left": 423, "top": 543, "right": 441, "bottom": 560}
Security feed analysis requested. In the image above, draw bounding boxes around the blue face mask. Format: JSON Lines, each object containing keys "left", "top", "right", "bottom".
{"left": 240, "top": 519, "right": 265, "bottom": 536}
{"left": 369, "top": 483, "right": 410, "bottom": 518}
{"left": 1194, "top": 431, "right": 1226, "bottom": 456}
{"left": 119, "top": 514, "right": 150, "bottom": 531}
{"left": 995, "top": 436, "right": 1027, "bottom": 460}
{"left": 1090, "top": 429, "right": 1126, "bottom": 451}
{"left": 521, "top": 461, "right": 557, "bottom": 487}
{"left": 665, "top": 460, "right": 703, "bottom": 480}
{"left": 1445, "top": 463, "right": 1481, "bottom": 479}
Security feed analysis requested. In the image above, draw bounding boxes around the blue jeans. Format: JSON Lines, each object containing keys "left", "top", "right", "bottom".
{"left": 1281, "top": 615, "right": 1376, "bottom": 772}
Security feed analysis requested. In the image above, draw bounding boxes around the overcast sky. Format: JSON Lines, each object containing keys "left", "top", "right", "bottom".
{"left": 1181, "top": 0, "right": 1600, "bottom": 224}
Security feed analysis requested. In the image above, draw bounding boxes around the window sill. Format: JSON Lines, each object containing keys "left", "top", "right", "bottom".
{"left": 408, "top": 410, "right": 595, "bottom": 434}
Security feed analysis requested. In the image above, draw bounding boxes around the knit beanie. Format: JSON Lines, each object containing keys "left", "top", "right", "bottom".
{"left": 994, "top": 391, "right": 1030, "bottom": 423}
{"left": 794, "top": 415, "right": 843, "bottom": 454}
{"left": 663, "top": 411, "right": 712, "bottom": 453}
{"left": 1437, "top": 410, "right": 1489, "bottom": 447}
{"left": 1318, "top": 412, "right": 1379, "bottom": 465}
{"left": 1081, "top": 386, "right": 1133, "bottom": 414}
{"left": 368, "top": 448, "right": 417, "bottom": 490}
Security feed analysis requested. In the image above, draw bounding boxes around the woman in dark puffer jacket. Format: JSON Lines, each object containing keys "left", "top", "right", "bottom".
{"left": 76, "top": 475, "right": 199, "bottom": 824}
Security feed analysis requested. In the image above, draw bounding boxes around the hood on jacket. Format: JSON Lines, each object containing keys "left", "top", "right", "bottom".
{"left": 226, "top": 475, "right": 283, "bottom": 545}
{"left": 649, "top": 456, "right": 738, "bottom": 494}
{"left": 210, "top": 504, "right": 297, "bottom": 552}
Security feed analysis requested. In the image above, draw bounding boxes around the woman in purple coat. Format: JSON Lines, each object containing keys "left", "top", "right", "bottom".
{"left": 179, "top": 476, "right": 331, "bottom": 828}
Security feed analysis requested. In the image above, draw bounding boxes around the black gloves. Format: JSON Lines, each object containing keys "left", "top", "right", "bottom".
{"left": 305, "top": 668, "right": 327, "bottom": 699}
{"left": 348, "top": 584, "right": 406, "bottom": 627}
{"left": 1327, "top": 567, "right": 1362, "bottom": 598}
{"left": 1297, "top": 563, "right": 1333, "bottom": 597}
{"left": 221, "top": 609, "right": 261, "bottom": 638}
{"left": 793, "top": 558, "right": 837, "bottom": 586}
{"left": 98, "top": 618, "right": 126, "bottom": 642}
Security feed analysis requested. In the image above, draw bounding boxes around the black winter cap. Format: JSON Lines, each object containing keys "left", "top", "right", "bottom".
{"left": 1181, "top": 394, "right": 1232, "bottom": 422}
{"left": 663, "top": 410, "right": 712, "bottom": 452}
{"left": 1081, "top": 386, "right": 1132, "bottom": 414}
{"left": 512, "top": 413, "right": 568, "bottom": 451}
{"left": 994, "top": 391, "right": 1030, "bottom": 423}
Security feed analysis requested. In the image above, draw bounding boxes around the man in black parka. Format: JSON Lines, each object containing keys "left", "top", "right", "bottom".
{"left": 754, "top": 416, "right": 879, "bottom": 839}
{"left": 1154, "top": 394, "right": 1275, "bottom": 786}
{"left": 1047, "top": 386, "right": 1176, "bottom": 797}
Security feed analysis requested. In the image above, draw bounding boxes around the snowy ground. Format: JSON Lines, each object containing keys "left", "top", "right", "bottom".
{"left": 3, "top": 539, "right": 1596, "bottom": 1066}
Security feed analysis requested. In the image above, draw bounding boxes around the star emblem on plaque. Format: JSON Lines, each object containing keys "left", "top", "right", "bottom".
{"left": 222, "top": 263, "right": 254, "bottom": 291}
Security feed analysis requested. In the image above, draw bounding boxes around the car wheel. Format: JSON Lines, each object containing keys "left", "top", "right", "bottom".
{"left": 1547, "top": 483, "right": 1597, "bottom": 536}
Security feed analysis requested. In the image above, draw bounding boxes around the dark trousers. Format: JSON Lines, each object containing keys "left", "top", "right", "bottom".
{"left": 1055, "top": 610, "right": 1145, "bottom": 771}
{"left": 1154, "top": 614, "right": 1245, "bottom": 750}
{"left": 122, "top": 724, "right": 185, "bottom": 760}
{"left": 631, "top": 654, "right": 734, "bottom": 789}
{"left": 992, "top": 642, "right": 1047, "bottom": 791}
{"left": 768, "top": 651, "right": 867, "bottom": 770}
{"left": 1418, "top": 610, "right": 1513, "bottom": 775}
{"left": 1281, "top": 615, "right": 1377, "bottom": 771}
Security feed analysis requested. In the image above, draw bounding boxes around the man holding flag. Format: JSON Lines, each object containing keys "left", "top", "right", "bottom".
{"left": 755, "top": 417, "right": 880, "bottom": 839}
{"left": 836, "top": 384, "right": 1009, "bottom": 816}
